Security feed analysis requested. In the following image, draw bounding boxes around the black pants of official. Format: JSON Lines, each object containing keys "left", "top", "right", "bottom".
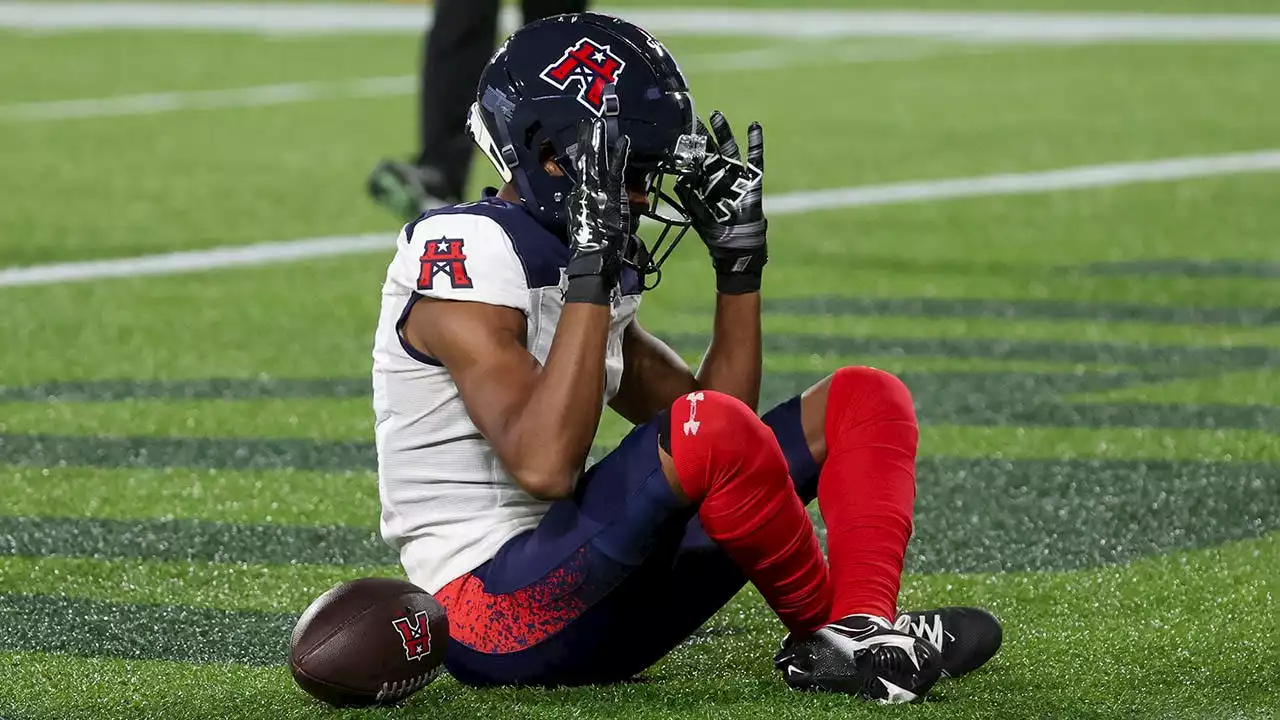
{"left": 418, "top": 0, "right": 589, "bottom": 200}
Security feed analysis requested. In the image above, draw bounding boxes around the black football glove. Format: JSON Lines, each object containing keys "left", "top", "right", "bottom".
{"left": 673, "top": 111, "right": 767, "bottom": 294}
{"left": 564, "top": 118, "right": 632, "bottom": 306}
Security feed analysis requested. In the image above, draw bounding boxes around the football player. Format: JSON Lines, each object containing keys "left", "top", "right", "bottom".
{"left": 372, "top": 12, "right": 1001, "bottom": 703}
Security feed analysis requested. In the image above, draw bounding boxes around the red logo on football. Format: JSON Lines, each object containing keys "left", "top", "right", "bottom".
{"left": 391, "top": 610, "right": 432, "bottom": 661}
{"left": 539, "top": 37, "right": 626, "bottom": 116}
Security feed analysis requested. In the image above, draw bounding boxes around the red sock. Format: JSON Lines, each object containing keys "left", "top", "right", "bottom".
{"left": 670, "top": 391, "right": 831, "bottom": 636}
{"left": 818, "top": 367, "right": 918, "bottom": 622}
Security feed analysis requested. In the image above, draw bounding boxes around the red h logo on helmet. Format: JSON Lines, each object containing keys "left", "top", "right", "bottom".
{"left": 539, "top": 37, "right": 627, "bottom": 116}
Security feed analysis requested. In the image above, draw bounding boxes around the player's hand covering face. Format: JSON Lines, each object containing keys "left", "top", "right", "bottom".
{"left": 673, "top": 111, "right": 768, "bottom": 295}
{"left": 563, "top": 117, "right": 633, "bottom": 305}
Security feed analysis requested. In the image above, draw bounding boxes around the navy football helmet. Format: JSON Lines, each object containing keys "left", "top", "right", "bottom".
{"left": 466, "top": 12, "right": 705, "bottom": 287}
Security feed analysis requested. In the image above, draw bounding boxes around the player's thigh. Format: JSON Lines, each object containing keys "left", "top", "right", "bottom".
{"left": 442, "top": 524, "right": 746, "bottom": 687}
{"left": 438, "top": 414, "right": 697, "bottom": 686}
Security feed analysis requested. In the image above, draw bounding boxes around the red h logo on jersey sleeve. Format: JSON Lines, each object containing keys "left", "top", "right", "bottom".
{"left": 417, "top": 237, "right": 473, "bottom": 290}
{"left": 539, "top": 37, "right": 627, "bottom": 116}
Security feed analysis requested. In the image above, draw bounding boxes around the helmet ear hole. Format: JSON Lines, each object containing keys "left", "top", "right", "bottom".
{"left": 523, "top": 120, "right": 544, "bottom": 153}
{"left": 539, "top": 140, "right": 568, "bottom": 177}
{"left": 538, "top": 140, "right": 557, "bottom": 164}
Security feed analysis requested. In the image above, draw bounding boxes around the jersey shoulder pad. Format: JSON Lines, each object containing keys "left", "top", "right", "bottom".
{"left": 393, "top": 208, "right": 529, "bottom": 312}
{"left": 425, "top": 197, "right": 570, "bottom": 290}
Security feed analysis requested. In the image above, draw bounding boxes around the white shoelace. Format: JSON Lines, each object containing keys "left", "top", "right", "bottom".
{"left": 894, "top": 613, "right": 945, "bottom": 650}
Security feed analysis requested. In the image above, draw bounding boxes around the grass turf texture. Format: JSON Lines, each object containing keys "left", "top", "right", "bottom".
{"left": 1, "top": 537, "right": 1276, "bottom": 719}
{"left": 1, "top": 4, "right": 1278, "bottom": 719}
{"left": 3, "top": 35, "right": 1280, "bottom": 266}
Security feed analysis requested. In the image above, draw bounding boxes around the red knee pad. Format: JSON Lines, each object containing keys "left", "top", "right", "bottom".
{"left": 825, "top": 367, "right": 918, "bottom": 447}
{"left": 667, "top": 390, "right": 787, "bottom": 503}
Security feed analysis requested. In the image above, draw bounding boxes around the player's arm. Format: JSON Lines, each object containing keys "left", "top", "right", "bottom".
{"left": 612, "top": 112, "right": 770, "bottom": 423}
{"left": 610, "top": 291, "right": 761, "bottom": 424}
{"left": 409, "top": 118, "right": 632, "bottom": 500}
{"left": 404, "top": 298, "right": 610, "bottom": 501}
{"left": 695, "top": 290, "right": 762, "bottom": 408}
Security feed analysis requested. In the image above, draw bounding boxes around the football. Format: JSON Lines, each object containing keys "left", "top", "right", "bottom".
{"left": 289, "top": 577, "right": 449, "bottom": 708}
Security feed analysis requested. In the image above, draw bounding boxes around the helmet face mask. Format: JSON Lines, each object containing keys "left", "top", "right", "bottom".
{"left": 467, "top": 12, "right": 704, "bottom": 289}
{"left": 629, "top": 134, "right": 706, "bottom": 288}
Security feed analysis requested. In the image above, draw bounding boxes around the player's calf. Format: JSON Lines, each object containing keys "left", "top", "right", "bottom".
{"left": 815, "top": 366, "right": 919, "bottom": 622}
{"left": 661, "top": 390, "right": 831, "bottom": 636}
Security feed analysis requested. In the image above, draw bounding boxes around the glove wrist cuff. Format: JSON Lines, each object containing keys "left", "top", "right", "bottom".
{"left": 711, "top": 250, "right": 767, "bottom": 294}
{"left": 714, "top": 270, "right": 762, "bottom": 295}
{"left": 565, "top": 274, "right": 613, "bottom": 305}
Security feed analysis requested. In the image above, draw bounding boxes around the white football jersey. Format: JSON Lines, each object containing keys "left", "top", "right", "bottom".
{"left": 371, "top": 193, "right": 642, "bottom": 593}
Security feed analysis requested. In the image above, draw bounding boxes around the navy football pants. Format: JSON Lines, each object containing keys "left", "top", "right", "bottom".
{"left": 436, "top": 396, "right": 820, "bottom": 687}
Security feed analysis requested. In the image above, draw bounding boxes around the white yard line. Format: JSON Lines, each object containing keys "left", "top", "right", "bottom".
{"left": 0, "top": 42, "right": 977, "bottom": 123}
{"left": 763, "top": 151, "right": 1280, "bottom": 214}
{"left": 3, "top": 149, "right": 1278, "bottom": 289}
{"left": 0, "top": 75, "right": 414, "bottom": 122}
{"left": 1, "top": 3, "right": 1279, "bottom": 40}
{"left": 0, "top": 234, "right": 391, "bottom": 287}
{"left": 684, "top": 40, "right": 988, "bottom": 72}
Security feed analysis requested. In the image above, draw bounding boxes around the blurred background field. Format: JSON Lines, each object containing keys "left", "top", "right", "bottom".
{"left": 0, "top": 1, "right": 1276, "bottom": 718}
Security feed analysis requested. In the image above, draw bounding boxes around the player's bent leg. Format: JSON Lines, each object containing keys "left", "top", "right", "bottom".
{"left": 613, "top": 391, "right": 834, "bottom": 666}
{"left": 431, "top": 394, "right": 838, "bottom": 689}
{"left": 772, "top": 368, "right": 941, "bottom": 703}
{"left": 545, "top": 391, "right": 843, "bottom": 683}
{"left": 662, "top": 381, "right": 939, "bottom": 703}
{"left": 762, "top": 367, "right": 1000, "bottom": 688}
{"left": 428, "top": 383, "right": 984, "bottom": 694}
{"left": 759, "top": 367, "right": 921, "bottom": 620}
{"left": 662, "top": 390, "right": 831, "bottom": 637}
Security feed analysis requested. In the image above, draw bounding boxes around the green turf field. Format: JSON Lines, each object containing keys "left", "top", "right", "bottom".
{"left": 1, "top": 1, "right": 1277, "bottom": 718}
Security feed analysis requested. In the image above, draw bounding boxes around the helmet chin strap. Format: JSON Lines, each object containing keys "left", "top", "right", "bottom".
{"left": 602, "top": 84, "right": 621, "bottom": 138}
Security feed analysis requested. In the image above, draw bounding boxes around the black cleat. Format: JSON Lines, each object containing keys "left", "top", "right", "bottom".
{"left": 774, "top": 614, "right": 944, "bottom": 704}
{"left": 367, "top": 159, "right": 460, "bottom": 222}
{"left": 895, "top": 607, "right": 1003, "bottom": 678}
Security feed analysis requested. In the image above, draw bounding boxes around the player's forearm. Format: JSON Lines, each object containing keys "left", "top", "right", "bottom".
{"left": 695, "top": 290, "right": 763, "bottom": 410}
{"left": 504, "top": 302, "right": 611, "bottom": 499}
